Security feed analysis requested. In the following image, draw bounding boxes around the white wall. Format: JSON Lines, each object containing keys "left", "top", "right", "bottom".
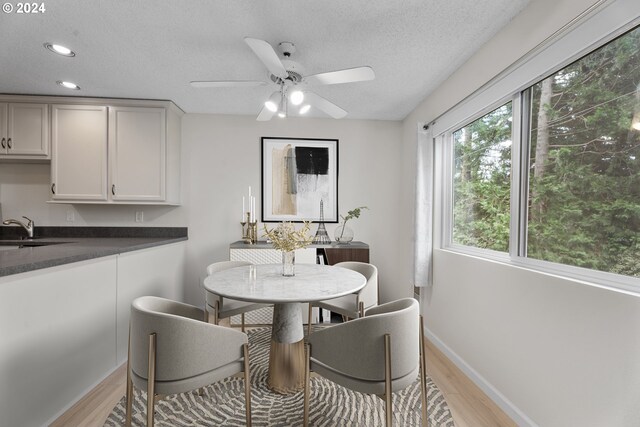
{"left": 181, "top": 114, "right": 404, "bottom": 306}
{"left": 1, "top": 114, "right": 406, "bottom": 307}
{"left": 0, "top": 163, "right": 186, "bottom": 226}
{"left": 401, "top": 0, "right": 640, "bottom": 425}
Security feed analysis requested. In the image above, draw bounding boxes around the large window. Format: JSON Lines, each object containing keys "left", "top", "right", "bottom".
{"left": 526, "top": 25, "right": 640, "bottom": 277}
{"left": 452, "top": 103, "right": 512, "bottom": 252}
{"left": 442, "top": 20, "right": 640, "bottom": 285}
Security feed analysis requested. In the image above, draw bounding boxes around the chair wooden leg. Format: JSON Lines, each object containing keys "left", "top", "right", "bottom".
{"left": 241, "top": 313, "right": 246, "bottom": 332}
{"left": 243, "top": 343, "right": 252, "bottom": 427}
{"left": 307, "top": 305, "right": 312, "bottom": 336}
{"left": 303, "top": 343, "right": 311, "bottom": 427}
{"left": 358, "top": 301, "right": 365, "bottom": 318}
{"left": 147, "top": 333, "right": 157, "bottom": 427}
{"left": 125, "top": 326, "right": 133, "bottom": 427}
{"left": 214, "top": 300, "right": 220, "bottom": 325}
{"left": 204, "top": 308, "right": 209, "bottom": 323}
{"left": 419, "top": 316, "right": 428, "bottom": 426}
{"left": 384, "top": 333, "right": 392, "bottom": 427}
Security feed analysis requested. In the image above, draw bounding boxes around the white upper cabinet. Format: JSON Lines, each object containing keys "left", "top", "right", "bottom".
{"left": 109, "top": 107, "right": 166, "bottom": 202}
{"left": 44, "top": 97, "right": 182, "bottom": 205}
{"left": 51, "top": 105, "right": 108, "bottom": 201}
{"left": 0, "top": 103, "right": 49, "bottom": 159}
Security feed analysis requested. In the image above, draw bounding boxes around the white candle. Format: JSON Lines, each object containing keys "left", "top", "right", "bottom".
{"left": 251, "top": 197, "right": 256, "bottom": 222}
{"left": 242, "top": 196, "right": 245, "bottom": 221}
{"left": 248, "top": 186, "right": 252, "bottom": 200}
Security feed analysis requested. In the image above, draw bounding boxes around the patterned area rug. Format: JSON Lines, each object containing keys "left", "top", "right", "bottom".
{"left": 105, "top": 327, "right": 456, "bottom": 426}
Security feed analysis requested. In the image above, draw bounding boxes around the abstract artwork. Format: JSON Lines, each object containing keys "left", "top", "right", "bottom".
{"left": 261, "top": 137, "right": 338, "bottom": 222}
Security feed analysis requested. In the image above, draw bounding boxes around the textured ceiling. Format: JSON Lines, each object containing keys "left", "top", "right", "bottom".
{"left": 0, "top": 0, "right": 530, "bottom": 120}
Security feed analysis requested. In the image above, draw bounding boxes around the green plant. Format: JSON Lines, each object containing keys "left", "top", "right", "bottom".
{"left": 262, "top": 221, "right": 313, "bottom": 252}
{"left": 338, "top": 206, "right": 368, "bottom": 239}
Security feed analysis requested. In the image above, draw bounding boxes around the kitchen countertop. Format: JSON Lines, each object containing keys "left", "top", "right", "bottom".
{"left": 0, "top": 227, "right": 187, "bottom": 277}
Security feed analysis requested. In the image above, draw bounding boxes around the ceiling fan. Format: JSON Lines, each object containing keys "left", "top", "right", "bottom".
{"left": 190, "top": 38, "right": 375, "bottom": 121}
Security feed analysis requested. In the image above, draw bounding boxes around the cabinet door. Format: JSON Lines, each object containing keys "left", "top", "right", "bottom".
{"left": 109, "top": 107, "right": 166, "bottom": 201}
{"left": 4, "top": 103, "right": 49, "bottom": 157}
{"left": 0, "top": 103, "right": 7, "bottom": 154}
{"left": 51, "top": 105, "right": 108, "bottom": 200}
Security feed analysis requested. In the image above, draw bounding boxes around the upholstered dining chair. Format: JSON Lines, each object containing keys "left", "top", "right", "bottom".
{"left": 206, "top": 260, "right": 271, "bottom": 331}
{"left": 125, "top": 296, "right": 252, "bottom": 427}
{"left": 303, "top": 298, "right": 427, "bottom": 427}
{"left": 307, "top": 261, "right": 378, "bottom": 334}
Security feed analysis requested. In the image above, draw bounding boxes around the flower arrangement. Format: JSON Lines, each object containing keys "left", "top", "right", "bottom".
{"left": 263, "top": 221, "right": 313, "bottom": 252}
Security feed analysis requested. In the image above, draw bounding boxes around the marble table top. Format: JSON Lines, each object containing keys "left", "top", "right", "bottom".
{"left": 203, "top": 263, "right": 366, "bottom": 304}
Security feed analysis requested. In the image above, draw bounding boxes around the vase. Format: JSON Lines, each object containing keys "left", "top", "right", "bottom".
{"left": 334, "top": 224, "right": 354, "bottom": 243}
{"left": 282, "top": 250, "right": 295, "bottom": 276}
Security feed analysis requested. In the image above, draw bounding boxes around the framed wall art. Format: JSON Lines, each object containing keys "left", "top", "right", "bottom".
{"left": 261, "top": 137, "right": 338, "bottom": 222}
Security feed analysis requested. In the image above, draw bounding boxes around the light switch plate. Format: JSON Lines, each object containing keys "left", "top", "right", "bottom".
{"left": 135, "top": 211, "right": 143, "bottom": 222}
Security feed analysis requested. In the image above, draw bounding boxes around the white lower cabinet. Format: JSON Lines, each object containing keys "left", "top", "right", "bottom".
{"left": 115, "top": 243, "right": 185, "bottom": 363}
{"left": 0, "top": 242, "right": 186, "bottom": 427}
{"left": 0, "top": 257, "right": 117, "bottom": 427}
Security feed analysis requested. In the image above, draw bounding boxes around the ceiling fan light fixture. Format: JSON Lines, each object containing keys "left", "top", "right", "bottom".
{"left": 290, "top": 90, "right": 304, "bottom": 105}
{"left": 299, "top": 104, "right": 311, "bottom": 114}
{"left": 265, "top": 91, "right": 280, "bottom": 112}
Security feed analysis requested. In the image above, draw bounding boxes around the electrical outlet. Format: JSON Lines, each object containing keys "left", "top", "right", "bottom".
{"left": 66, "top": 210, "right": 75, "bottom": 222}
{"left": 135, "top": 211, "right": 144, "bottom": 222}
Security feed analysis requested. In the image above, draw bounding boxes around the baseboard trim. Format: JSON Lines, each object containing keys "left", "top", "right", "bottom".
{"left": 44, "top": 363, "right": 122, "bottom": 427}
{"left": 424, "top": 327, "right": 538, "bottom": 427}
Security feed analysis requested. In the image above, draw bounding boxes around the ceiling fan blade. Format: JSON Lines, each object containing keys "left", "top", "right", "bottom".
{"left": 305, "top": 66, "right": 375, "bottom": 86}
{"left": 256, "top": 104, "right": 276, "bottom": 121}
{"left": 304, "top": 92, "right": 347, "bottom": 119}
{"left": 190, "top": 80, "right": 267, "bottom": 88}
{"left": 244, "top": 37, "right": 288, "bottom": 80}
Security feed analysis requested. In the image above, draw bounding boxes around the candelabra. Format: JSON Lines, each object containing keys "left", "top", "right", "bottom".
{"left": 241, "top": 211, "right": 258, "bottom": 244}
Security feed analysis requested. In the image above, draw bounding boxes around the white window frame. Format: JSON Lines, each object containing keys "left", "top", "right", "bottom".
{"left": 435, "top": 0, "right": 640, "bottom": 295}
{"left": 442, "top": 95, "right": 518, "bottom": 262}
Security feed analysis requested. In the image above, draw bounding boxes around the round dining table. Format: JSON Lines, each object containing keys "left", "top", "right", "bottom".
{"left": 203, "top": 263, "right": 366, "bottom": 393}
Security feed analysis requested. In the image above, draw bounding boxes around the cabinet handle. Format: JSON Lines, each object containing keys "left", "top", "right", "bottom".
{"left": 7, "top": 138, "right": 12, "bottom": 149}
{"left": 112, "top": 184, "right": 116, "bottom": 195}
{"left": 51, "top": 183, "right": 56, "bottom": 194}
{"left": 1, "top": 138, "right": 5, "bottom": 149}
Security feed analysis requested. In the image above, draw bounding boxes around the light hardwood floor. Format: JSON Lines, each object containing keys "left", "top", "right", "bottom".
{"left": 52, "top": 335, "right": 516, "bottom": 427}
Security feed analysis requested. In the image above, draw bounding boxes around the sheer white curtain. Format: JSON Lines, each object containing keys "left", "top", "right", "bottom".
{"left": 413, "top": 122, "right": 434, "bottom": 287}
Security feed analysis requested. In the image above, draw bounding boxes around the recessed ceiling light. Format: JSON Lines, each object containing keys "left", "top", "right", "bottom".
{"left": 57, "top": 80, "right": 80, "bottom": 90}
{"left": 44, "top": 43, "right": 75, "bottom": 57}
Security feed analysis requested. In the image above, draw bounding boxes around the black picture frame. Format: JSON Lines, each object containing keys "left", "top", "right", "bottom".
{"left": 261, "top": 137, "right": 339, "bottom": 223}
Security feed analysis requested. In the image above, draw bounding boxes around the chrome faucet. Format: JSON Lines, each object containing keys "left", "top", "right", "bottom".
{"left": 2, "top": 216, "right": 35, "bottom": 238}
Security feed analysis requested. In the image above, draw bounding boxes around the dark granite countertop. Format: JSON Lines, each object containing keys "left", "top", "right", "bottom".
{"left": 0, "top": 227, "right": 187, "bottom": 277}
